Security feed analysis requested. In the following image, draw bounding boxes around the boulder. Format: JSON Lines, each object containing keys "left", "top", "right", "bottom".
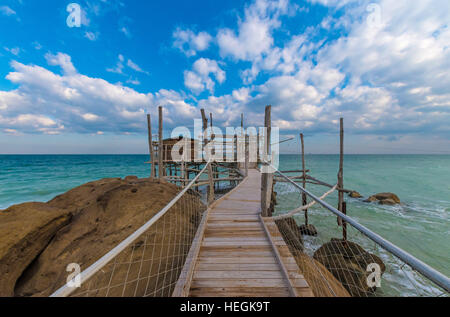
{"left": 294, "top": 253, "right": 350, "bottom": 297}
{"left": 275, "top": 218, "right": 303, "bottom": 251}
{"left": 313, "top": 238, "right": 385, "bottom": 297}
{"left": 1, "top": 177, "right": 204, "bottom": 297}
{"left": 349, "top": 191, "right": 363, "bottom": 199}
{"left": 366, "top": 193, "right": 401, "bottom": 205}
{"left": 379, "top": 199, "right": 397, "bottom": 206}
{"left": 0, "top": 203, "right": 72, "bottom": 297}
{"left": 299, "top": 224, "right": 318, "bottom": 236}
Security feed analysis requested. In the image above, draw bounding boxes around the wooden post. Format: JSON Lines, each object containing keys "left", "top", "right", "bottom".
{"left": 300, "top": 133, "right": 308, "bottom": 225}
{"left": 245, "top": 134, "right": 249, "bottom": 177}
{"left": 147, "top": 114, "right": 156, "bottom": 179}
{"left": 257, "top": 130, "right": 260, "bottom": 164}
{"left": 337, "top": 118, "right": 344, "bottom": 227}
{"left": 201, "top": 109, "right": 214, "bottom": 204}
{"left": 261, "top": 105, "right": 273, "bottom": 217}
{"left": 342, "top": 202, "right": 347, "bottom": 241}
{"left": 158, "top": 107, "right": 164, "bottom": 180}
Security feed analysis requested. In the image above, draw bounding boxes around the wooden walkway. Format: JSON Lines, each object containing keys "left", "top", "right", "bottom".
{"left": 173, "top": 169, "right": 314, "bottom": 297}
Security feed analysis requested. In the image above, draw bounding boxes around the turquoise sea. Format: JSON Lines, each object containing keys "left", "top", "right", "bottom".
{"left": 1, "top": 154, "right": 449, "bottom": 294}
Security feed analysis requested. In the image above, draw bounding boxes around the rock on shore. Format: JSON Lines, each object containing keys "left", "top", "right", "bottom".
{"left": 313, "top": 238, "right": 386, "bottom": 297}
{"left": 365, "top": 193, "right": 401, "bottom": 205}
{"left": 0, "top": 177, "right": 204, "bottom": 297}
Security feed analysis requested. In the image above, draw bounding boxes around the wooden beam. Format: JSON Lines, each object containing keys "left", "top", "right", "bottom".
{"left": 261, "top": 105, "right": 273, "bottom": 217}
{"left": 147, "top": 114, "right": 155, "bottom": 179}
{"left": 337, "top": 118, "right": 344, "bottom": 227}
{"left": 158, "top": 106, "right": 163, "bottom": 179}
{"left": 300, "top": 133, "right": 308, "bottom": 225}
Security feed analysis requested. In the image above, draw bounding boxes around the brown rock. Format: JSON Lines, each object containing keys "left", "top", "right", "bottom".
{"left": 313, "top": 238, "right": 385, "bottom": 297}
{"left": 294, "top": 253, "right": 350, "bottom": 297}
{"left": 367, "top": 193, "right": 401, "bottom": 204}
{"left": 2, "top": 177, "right": 204, "bottom": 297}
{"left": 124, "top": 176, "right": 138, "bottom": 182}
{"left": 379, "top": 199, "right": 397, "bottom": 206}
{"left": 349, "top": 191, "right": 363, "bottom": 198}
{"left": 275, "top": 218, "right": 303, "bottom": 251}
{"left": 0, "top": 203, "right": 72, "bottom": 297}
{"left": 299, "top": 224, "right": 318, "bottom": 236}
{"left": 364, "top": 196, "right": 378, "bottom": 203}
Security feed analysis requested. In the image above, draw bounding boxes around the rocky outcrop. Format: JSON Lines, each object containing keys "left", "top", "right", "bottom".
{"left": 299, "top": 224, "right": 318, "bottom": 236}
{"left": 0, "top": 177, "right": 204, "bottom": 297}
{"left": 294, "top": 253, "right": 350, "bottom": 297}
{"left": 348, "top": 191, "right": 363, "bottom": 198}
{"left": 0, "top": 203, "right": 72, "bottom": 297}
{"left": 365, "top": 193, "right": 401, "bottom": 205}
{"left": 313, "top": 238, "right": 385, "bottom": 297}
{"left": 275, "top": 218, "right": 303, "bottom": 251}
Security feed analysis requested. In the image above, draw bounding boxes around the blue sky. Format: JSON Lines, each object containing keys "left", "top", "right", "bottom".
{"left": 0, "top": 0, "right": 449, "bottom": 154}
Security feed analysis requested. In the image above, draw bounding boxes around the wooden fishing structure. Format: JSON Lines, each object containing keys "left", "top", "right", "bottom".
{"left": 51, "top": 105, "right": 450, "bottom": 298}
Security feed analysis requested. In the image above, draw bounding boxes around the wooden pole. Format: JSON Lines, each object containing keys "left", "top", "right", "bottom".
{"left": 338, "top": 118, "right": 344, "bottom": 228}
{"left": 300, "top": 133, "right": 308, "bottom": 226}
{"left": 147, "top": 114, "right": 156, "bottom": 179}
{"left": 245, "top": 134, "right": 249, "bottom": 177}
{"left": 261, "top": 105, "right": 273, "bottom": 217}
{"left": 201, "top": 109, "right": 214, "bottom": 204}
{"left": 158, "top": 107, "right": 164, "bottom": 180}
{"left": 342, "top": 202, "right": 347, "bottom": 241}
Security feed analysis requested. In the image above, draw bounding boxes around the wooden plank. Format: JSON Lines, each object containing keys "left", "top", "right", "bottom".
{"left": 194, "top": 271, "right": 284, "bottom": 280}
{"left": 197, "top": 257, "right": 278, "bottom": 264}
{"left": 190, "top": 287, "right": 290, "bottom": 297}
{"left": 191, "top": 279, "right": 288, "bottom": 288}
{"left": 199, "top": 250, "right": 275, "bottom": 258}
{"left": 195, "top": 263, "right": 283, "bottom": 271}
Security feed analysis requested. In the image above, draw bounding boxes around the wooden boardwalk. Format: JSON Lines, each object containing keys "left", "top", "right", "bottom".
{"left": 173, "top": 169, "right": 314, "bottom": 297}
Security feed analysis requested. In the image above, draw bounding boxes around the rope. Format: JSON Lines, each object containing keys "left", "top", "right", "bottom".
{"left": 272, "top": 184, "right": 338, "bottom": 220}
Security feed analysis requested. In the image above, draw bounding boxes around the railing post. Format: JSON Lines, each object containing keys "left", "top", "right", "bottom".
{"left": 300, "top": 133, "right": 308, "bottom": 225}
{"left": 337, "top": 118, "right": 345, "bottom": 230}
{"left": 158, "top": 106, "right": 164, "bottom": 180}
{"left": 201, "top": 109, "right": 214, "bottom": 205}
{"left": 261, "top": 105, "right": 273, "bottom": 217}
{"left": 147, "top": 114, "right": 156, "bottom": 179}
{"left": 245, "top": 134, "right": 249, "bottom": 177}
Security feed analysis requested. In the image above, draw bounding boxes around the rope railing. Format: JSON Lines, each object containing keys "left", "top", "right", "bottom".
{"left": 51, "top": 162, "right": 214, "bottom": 297}
{"left": 265, "top": 163, "right": 450, "bottom": 297}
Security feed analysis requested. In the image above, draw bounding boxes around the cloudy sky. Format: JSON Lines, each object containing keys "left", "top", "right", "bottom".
{"left": 0, "top": 0, "right": 449, "bottom": 154}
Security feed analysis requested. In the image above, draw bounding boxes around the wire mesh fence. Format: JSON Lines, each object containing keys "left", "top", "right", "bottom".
{"left": 51, "top": 164, "right": 219, "bottom": 297}
{"left": 272, "top": 171, "right": 449, "bottom": 297}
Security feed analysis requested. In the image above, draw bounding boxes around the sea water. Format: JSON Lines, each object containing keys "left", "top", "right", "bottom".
{"left": 0, "top": 154, "right": 449, "bottom": 295}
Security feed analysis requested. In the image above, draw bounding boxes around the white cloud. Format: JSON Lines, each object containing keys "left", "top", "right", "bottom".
{"left": 217, "top": 0, "right": 290, "bottom": 61}
{"left": 120, "top": 26, "right": 131, "bottom": 38}
{"left": 106, "top": 54, "right": 125, "bottom": 74}
{"left": 184, "top": 58, "right": 226, "bottom": 94}
{"left": 45, "top": 52, "right": 77, "bottom": 75}
{"left": 173, "top": 28, "right": 213, "bottom": 57}
{"left": 0, "top": 54, "right": 198, "bottom": 135}
{"left": 4, "top": 47, "right": 21, "bottom": 56}
{"left": 127, "top": 59, "right": 149, "bottom": 75}
{"left": 84, "top": 31, "right": 99, "bottom": 41}
{"left": 0, "top": 6, "right": 16, "bottom": 16}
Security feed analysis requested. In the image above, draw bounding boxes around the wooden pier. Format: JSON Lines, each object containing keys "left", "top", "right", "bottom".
{"left": 173, "top": 169, "right": 314, "bottom": 297}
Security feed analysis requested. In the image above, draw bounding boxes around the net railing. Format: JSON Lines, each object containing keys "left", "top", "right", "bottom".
{"left": 270, "top": 168, "right": 450, "bottom": 297}
{"left": 51, "top": 162, "right": 215, "bottom": 297}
